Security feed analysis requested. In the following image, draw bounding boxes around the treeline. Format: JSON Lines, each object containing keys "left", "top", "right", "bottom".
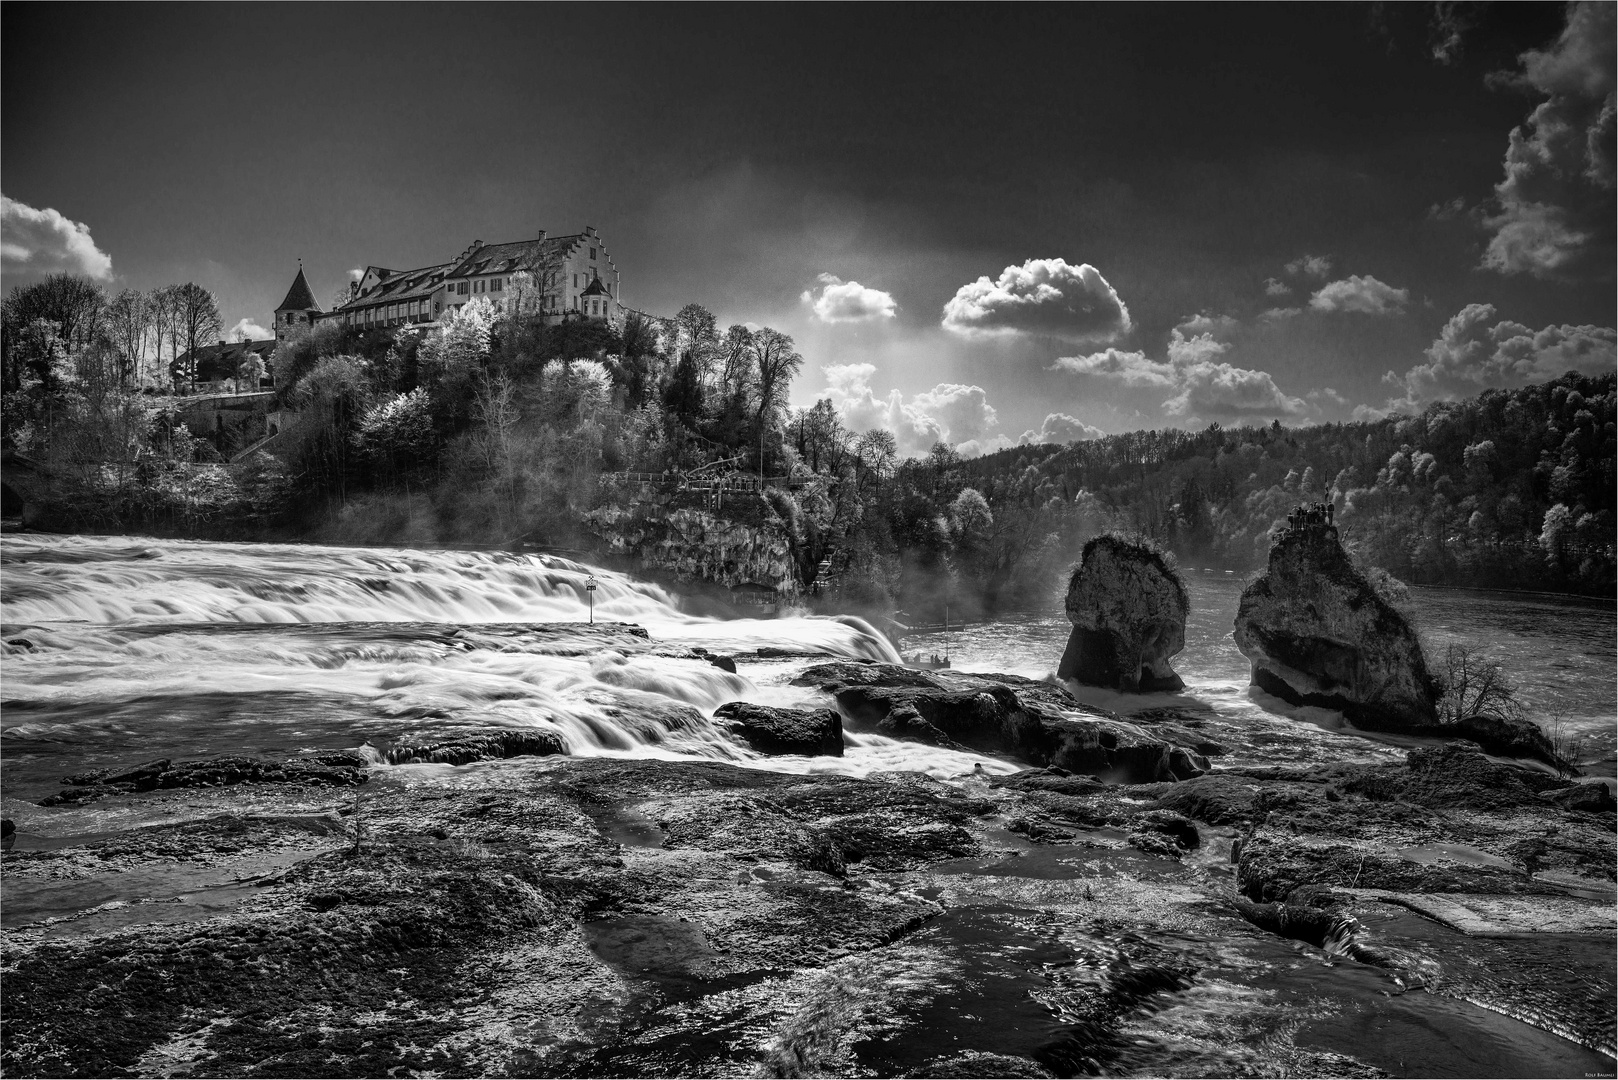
{"left": 3, "top": 269, "right": 1612, "bottom": 606}
{"left": 954, "top": 370, "right": 1616, "bottom": 596}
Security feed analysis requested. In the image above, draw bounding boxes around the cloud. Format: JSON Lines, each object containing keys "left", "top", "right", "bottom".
{"left": 1051, "top": 348, "right": 1175, "bottom": 387}
{"left": 0, "top": 195, "right": 113, "bottom": 280}
{"left": 1056, "top": 329, "right": 1307, "bottom": 423}
{"left": 911, "top": 383, "right": 997, "bottom": 443}
{"left": 1284, "top": 253, "right": 1333, "bottom": 278}
{"left": 1176, "top": 312, "right": 1239, "bottom": 339}
{"left": 1307, "top": 387, "right": 1348, "bottom": 406}
{"left": 1020, "top": 412, "right": 1105, "bottom": 445}
{"left": 1370, "top": 302, "right": 1617, "bottom": 415}
{"left": 1481, "top": 1, "right": 1615, "bottom": 278}
{"left": 1260, "top": 306, "right": 1303, "bottom": 322}
{"left": 1264, "top": 277, "right": 1291, "bottom": 297}
{"left": 800, "top": 273, "right": 897, "bottom": 323}
{"left": 1427, "top": 195, "right": 1468, "bottom": 221}
{"left": 941, "top": 258, "right": 1131, "bottom": 342}
{"left": 348, "top": 267, "right": 364, "bottom": 281}
{"left": 229, "top": 318, "right": 272, "bottom": 341}
{"left": 820, "top": 363, "right": 999, "bottom": 455}
{"left": 955, "top": 435, "right": 1017, "bottom": 459}
{"left": 1429, "top": 1, "right": 1478, "bottom": 65}
{"left": 1307, "top": 274, "right": 1410, "bottom": 315}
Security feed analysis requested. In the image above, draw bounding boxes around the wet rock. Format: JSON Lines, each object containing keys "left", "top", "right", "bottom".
{"left": 385, "top": 729, "right": 567, "bottom": 765}
{"left": 1167, "top": 746, "right": 1208, "bottom": 779}
{"left": 692, "top": 648, "right": 738, "bottom": 673}
{"left": 1447, "top": 713, "right": 1568, "bottom": 771}
{"left": 1059, "top": 534, "right": 1188, "bottom": 693}
{"left": 41, "top": 754, "right": 370, "bottom": 805}
{"left": 1, "top": 818, "right": 13, "bottom": 851}
{"left": 1234, "top": 527, "right": 1440, "bottom": 730}
{"left": 907, "top": 1052, "right": 1054, "bottom": 1077}
{"left": 794, "top": 662, "right": 1187, "bottom": 784}
{"left": 1541, "top": 780, "right": 1617, "bottom": 814}
{"left": 714, "top": 702, "right": 844, "bottom": 757}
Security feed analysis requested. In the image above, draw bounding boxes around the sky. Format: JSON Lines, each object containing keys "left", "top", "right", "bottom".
{"left": 3, "top": 2, "right": 1614, "bottom": 454}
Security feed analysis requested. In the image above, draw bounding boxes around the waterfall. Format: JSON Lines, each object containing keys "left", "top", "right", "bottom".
{"left": 1, "top": 535, "right": 1008, "bottom": 786}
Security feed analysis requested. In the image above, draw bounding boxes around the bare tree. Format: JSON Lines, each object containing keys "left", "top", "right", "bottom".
{"left": 173, "top": 283, "right": 223, "bottom": 386}
{"left": 149, "top": 285, "right": 183, "bottom": 387}
{"left": 105, "top": 289, "right": 152, "bottom": 386}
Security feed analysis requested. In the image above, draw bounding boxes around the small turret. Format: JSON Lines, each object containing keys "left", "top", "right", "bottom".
{"left": 274, "top": 265, "right": 322, "bottom": 343}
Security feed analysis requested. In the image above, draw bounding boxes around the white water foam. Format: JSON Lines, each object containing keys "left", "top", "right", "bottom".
{"left": 1, "top": 535, "right": 1018, "bottom": 784}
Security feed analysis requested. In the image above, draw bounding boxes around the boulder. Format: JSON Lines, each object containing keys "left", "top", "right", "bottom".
{"left": 713, "top": 702, "right": 844, "bottom": 757}
{"left": 1447, "top": 713, "right": 1566, "bottom": 771}
{"left": 385, "top": 729, "right": 567, "bottom": 766}
{"left": 1234, "top": 525, "right": 1440, "bottom": 730}
{"left": 1059, "top": 535, "right": 1188, "bottom": 692}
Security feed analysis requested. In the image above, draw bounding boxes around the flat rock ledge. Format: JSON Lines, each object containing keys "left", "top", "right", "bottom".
{"left": 2, "top": 740, "right": 1612, "bottom": 1075}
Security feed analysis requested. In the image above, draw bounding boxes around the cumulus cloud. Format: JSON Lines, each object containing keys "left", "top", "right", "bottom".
{"left": 1481, "top": 1, "right": 1615, "bottom": 278}
{"left": 348, "top": 267, "right": 364, "bottom": 281}
{"left": 955, "top": 435, "right": 1018, "bottom": 459}
{"left": 1308, "top": 274, "right": 1410, "bottom": 316}
{"left": 1055, "top": 329, "right": 1306, "bottom": 423}
{"left": 1051, "top": 348, "right": 1175, "bottom": 387}
{"left": 1285, "top": 253, "right": 1333, "bottom": 278}
{"left": 1370, "top": 303, "right": 1617, "bottom": 416}
{"left": 1260, "top": 306, "right": 1303, "bottom": 322}
{"left": 1264, "top": 277, "right": 1291, "bottom": 297}
{"left": 1019, "top": 413, "right": 1105, "bottom": 446}
{"left": 1428, "top": 195, "right": 1468, "bottom": 221}
{"left": 941, "top": 258, "right": 1131, "bottom": 342}
{"left": 1, "top": 195, "right": 113, "bottom": 280}
{"left": 1176, "top": 312, "right": 1239, "bottom": 339}
{"left": 800, "top": 273, "right": 897, "bottom": 323}
{"left": 229, "top": 318, "right": 272, "bottom": 342}
{"left": 820, "top": 363, "right": 999, "bottom": 455}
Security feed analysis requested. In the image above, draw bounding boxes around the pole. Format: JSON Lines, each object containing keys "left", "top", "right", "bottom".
{"left": 586, "top": 575, "right": 596, "bottom": 624}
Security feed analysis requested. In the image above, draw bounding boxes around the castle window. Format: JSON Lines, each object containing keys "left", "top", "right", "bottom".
{"left": 590, "top": 247, "right": 596, "bottom": 259}
{"left": 572, "top": 274, "right": 578, "bottom": 288}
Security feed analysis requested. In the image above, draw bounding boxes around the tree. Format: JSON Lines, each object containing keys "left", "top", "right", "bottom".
{"left": 1, "top": 275, "right": 106, "bottom": 392}
{"left": 237, "top": 351, "right": 267, "bottom": 394}
{"left": 749, "top": 327, "right": 803, "bottom": 454}
{"left": 172, "top": 283, "right": 223, "bottom": 386}
{"left": 148, "top": 285, "right": 183, "bottom": 384}
{"left": 105, "top": 289, "right": 152, "bottom": 386}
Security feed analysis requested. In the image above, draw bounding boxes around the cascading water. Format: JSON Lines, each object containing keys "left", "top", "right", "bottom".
{"left": 0, "top": 534, "right": 1014, "bottom": 797}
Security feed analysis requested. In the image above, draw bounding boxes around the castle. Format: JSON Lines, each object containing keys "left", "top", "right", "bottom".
{"left": 272, "top": 225, "right": 626, "bottom": 338}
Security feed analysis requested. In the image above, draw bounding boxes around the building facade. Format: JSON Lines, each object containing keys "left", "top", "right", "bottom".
{"left": 319, "top": 225, "right": 624, "bottom": 334}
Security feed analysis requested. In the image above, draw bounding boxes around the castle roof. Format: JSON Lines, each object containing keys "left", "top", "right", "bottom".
{"left": 446, "top": 233, "right": 584, "bottom": 280}
{"left": 277, "top": 268, "right": 319, "bottom": 313}
{"left": 581, "top": 273, "right": 609, "bottom": 297}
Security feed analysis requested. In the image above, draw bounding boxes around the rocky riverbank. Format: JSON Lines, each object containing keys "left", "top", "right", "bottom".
{"left": 4, "top": 657, "right": 1613, "bottom": 1078}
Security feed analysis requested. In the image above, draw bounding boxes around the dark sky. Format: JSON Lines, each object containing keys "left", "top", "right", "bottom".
{"left": 3, "top": 3, "right": 1613, "bottom": 447}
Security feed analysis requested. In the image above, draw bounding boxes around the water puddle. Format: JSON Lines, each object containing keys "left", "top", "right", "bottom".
{"left": 1396, "top": 843, "right": 1516, "bottom": 871}
{"left": 2, "top": 850, "right": 322, "bottom": 932}
{"left": 580, "top": 803, "right": 665, "bottom": 848}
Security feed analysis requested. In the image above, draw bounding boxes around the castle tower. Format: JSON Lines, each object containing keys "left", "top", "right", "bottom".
{"left": 274, "top": 265, "right": 321, "bottom": 343}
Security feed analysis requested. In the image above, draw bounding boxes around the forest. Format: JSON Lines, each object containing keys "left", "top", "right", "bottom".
{"left": 3, "top": 270, "right": 1614, "bottom": 616}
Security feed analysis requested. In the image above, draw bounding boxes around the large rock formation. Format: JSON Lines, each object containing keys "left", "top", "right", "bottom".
{"left": 1234, "top": 522, "right": 1440, "bottom": 731}
{"left": 713, "top": 702, "right": 844, "bottom": 757}
{"left": 1058, "top": 535, "right": 1189, "bottom": 692}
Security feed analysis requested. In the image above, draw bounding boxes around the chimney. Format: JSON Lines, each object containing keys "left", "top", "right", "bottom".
{"left": 537, "top": 229, "right": 547, "bottom": 242}
{"left": 218, "top": 339, "right": 227, "bottom": 348}
{"left": 349, "top": 281, "right": 359, "bottom": 300}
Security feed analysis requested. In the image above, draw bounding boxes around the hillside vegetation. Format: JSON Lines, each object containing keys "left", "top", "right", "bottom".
{"left": 3, "top": 271, "right": 1613, "bottom": 613}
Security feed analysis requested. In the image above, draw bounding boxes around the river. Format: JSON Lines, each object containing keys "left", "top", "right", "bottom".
{"left": 2, "top": 534, "right": 1614, "bottom": 1077}
{"left": 3, "top": 535, "right": 1612, "bottom": 804}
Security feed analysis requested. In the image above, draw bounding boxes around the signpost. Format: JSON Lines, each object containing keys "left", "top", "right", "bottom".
{"left": 586, "top": 575, "right": 596, "bottom": 624}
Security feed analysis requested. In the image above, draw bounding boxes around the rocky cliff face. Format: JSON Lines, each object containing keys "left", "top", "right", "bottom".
{"left": 1234, "top": 526, "right": 1439, "bottom": 730}
{"left": 583, "top": 504, "right": 799, "bottom": 601}
{"left": 1059, "top": 535, "right": 1189, "bottom": 692}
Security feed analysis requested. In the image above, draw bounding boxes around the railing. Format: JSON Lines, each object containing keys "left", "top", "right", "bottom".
{"left": 599, "top": 471, "right": 813, "bottom": 491}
